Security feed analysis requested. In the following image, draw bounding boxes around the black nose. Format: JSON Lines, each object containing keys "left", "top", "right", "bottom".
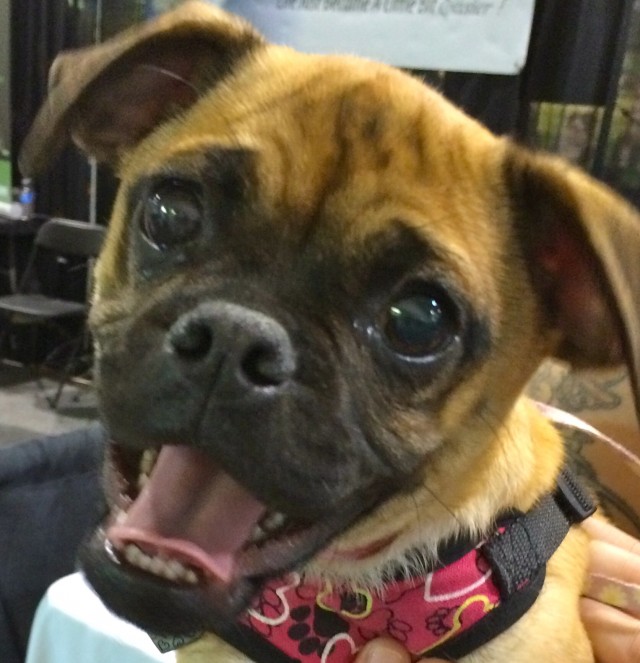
{"left": 167, "top": 302, "right": 296, "bottom": 396}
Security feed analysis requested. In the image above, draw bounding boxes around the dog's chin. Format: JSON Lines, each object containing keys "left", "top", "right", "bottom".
{"left": 79, "top": 528, "right": 257, "bottom": 636}
{"left": 78, "top": 439, "right": 398, "bottom": 637}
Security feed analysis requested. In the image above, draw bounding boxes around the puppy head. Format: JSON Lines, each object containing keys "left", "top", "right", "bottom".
{"left": 21, "top": 1, "right": 640, "bottom": 637}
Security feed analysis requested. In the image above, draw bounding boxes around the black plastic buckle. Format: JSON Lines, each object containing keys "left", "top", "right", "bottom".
{"left": 555, "top": 468, "right": 597, "bottom": 523}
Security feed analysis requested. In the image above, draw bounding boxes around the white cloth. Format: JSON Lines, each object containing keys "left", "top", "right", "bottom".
{"left": 26, "top": 573, "right": 176, "bottom": 663}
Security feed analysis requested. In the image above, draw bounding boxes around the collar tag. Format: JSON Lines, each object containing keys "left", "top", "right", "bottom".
{"left": 147, "top": 630, "right": 203, "bottom": 653}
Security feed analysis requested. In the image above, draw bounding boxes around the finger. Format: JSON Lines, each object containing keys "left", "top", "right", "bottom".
{"left": 353, "top": 639, "right": 452, "bottom": 663}
{"left": 353, "top": 639, "right": 411, "bottom": 663}
{"left": 581, "top": 597, "right": 640, "bottom": 663}
{"left": 585, "top": 539, "right": 640, "bottom": 619}
{"left": 582, "top": 518, "right": 640, "bottom": 557}
{"left": 590, "top": 540, "right": 640, "bottom": 587}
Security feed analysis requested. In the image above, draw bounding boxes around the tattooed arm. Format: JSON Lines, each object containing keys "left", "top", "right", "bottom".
{"left": 527, "top": 361, "right": 640, "bottom": 536}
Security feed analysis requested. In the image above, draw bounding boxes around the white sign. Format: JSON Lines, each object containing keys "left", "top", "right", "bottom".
{"left": 212, "top": 0, "right": 536, "bottom": 74}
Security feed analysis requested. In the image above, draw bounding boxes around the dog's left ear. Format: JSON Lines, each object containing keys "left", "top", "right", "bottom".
{"left": 507, "top": 146, "right": 640, "bottom": 420}
{"left": 19, "top": 1, "right": 263, "bottom": 175}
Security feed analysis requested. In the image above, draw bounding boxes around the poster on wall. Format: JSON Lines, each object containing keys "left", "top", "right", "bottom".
{"left": 155, "top": 0, "right": 536, "bottom": 74}
{"left": 0, "top": 0, "right": 11, "bottom": 204}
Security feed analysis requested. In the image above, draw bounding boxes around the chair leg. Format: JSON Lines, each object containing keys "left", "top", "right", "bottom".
{"left": 0, "top": 320, "right": 10, "bottom": 363}
{"left": 46, "top": 329, "right": 92, "bottom": 408}
{"left": 48, "top": 376, "right": 68, "bottom": 409}
{"left": 45, "top": 338, "right": 77, "bottom": 408}
{"left": 0, "top": 320, "right": 38, "bottom": 373}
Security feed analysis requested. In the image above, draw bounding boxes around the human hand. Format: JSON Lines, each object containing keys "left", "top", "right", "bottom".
{"left": 352, "top": 518, "right": 640, "bottom": 663}
{"left": 581, "top": 517, "right": 640, "bottom": 662}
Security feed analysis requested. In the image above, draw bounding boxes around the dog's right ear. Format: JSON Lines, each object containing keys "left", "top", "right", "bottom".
{"left": 506, "top": 145, "right": 640, "bottom": 422}
{"left": 19, "top": 1, "right": 263, "bottom": 176}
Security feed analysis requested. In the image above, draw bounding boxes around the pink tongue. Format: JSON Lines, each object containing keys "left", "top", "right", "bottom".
{"left": 107, "top": 445, "right": 266, "bottom": 583}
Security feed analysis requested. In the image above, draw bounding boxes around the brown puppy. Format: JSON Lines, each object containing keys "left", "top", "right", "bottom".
{"left": 20, "top": 3, "right": 640, "bottom": 662}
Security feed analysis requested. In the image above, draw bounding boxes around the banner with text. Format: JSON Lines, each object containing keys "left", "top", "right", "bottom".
{"left": 211, "top": 0, "right": 535, "bottom": 74}
{"left": 0, "top": 0, "right": 12, "bottom": 203}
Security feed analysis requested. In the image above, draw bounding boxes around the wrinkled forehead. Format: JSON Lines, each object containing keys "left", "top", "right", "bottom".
{"left": 131, "top": 52, "right": 498, "bottom": 210}
{"left": 107, "top": 49, "right": 507, "bottom": 289}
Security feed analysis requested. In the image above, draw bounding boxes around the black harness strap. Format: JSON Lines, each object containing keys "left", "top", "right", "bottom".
{"left": 484, "top": 468, "right": 596, "bottom": 598}
{"left": 428, "top": 467, "right": 596, "bottom": 660}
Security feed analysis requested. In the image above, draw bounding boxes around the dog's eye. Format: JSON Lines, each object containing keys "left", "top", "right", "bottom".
{"left": 141, "top": 180, "right": 203, "bottom": 250}
{"left": 383, "top": 288, "right": 458, "bottom": 358}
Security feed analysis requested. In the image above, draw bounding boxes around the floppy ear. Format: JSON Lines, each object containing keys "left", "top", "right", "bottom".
{"left": 18, "top": 1, "right": 263, "bottom": 175}
{"left": 507, "top": 146, "right": 640, "bottom": 421}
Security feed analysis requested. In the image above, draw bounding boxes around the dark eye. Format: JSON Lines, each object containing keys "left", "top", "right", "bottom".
{"left": 383, "top": 287, "right": 459, "bottom": 358}
{"left": 141, "top": 180, "right": 203, "bottom": 250}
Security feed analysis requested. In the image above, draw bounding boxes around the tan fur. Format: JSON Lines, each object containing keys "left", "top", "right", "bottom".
{"left": 20, "top": 3, "right": 640, "bottom": 661}
{"left": 97, "top": 60, "right": 592, "bottom": 658}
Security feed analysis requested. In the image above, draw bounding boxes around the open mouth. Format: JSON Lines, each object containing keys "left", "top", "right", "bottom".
{"left": 102, "top": 442, "right": 328, "bottom": 590}
{"left": 79, "top": 437, "right": 405, "bottom": 636}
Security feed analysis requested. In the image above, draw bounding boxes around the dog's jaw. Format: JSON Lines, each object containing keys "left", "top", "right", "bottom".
{"left": 101, "top": 444, "right": 349, "bottom": 583}
{"left": 79, "top": 388, "right": 562, "bottom": 638}
{"left": 79, "top": 422, "right": 419, "bottom": 635}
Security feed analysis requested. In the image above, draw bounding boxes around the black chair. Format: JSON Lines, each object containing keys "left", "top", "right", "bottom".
{"left": 0, "top": 219, "right": 105, "bottom": 407}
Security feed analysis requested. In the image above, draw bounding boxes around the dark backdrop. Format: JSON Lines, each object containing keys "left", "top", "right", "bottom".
{"left": 7, "top": 0, "right": 634, "bottom": 220}
{"left": 10, "top": 0, "right": 93, "bottom": 221}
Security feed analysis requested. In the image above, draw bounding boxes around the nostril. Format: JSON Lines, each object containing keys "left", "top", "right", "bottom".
{"left": 168, "top": 303, "right": 296, "bottom": 393}
{"left": 169, "top": 319, "right": 213, "bottom": 360}
{"left": 241, "top": 342, "right": 295, "bottom": 387}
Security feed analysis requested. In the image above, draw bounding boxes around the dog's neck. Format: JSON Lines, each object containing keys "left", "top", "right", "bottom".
{"left": 200, "top": 468, "right": 594, "bottom": 662}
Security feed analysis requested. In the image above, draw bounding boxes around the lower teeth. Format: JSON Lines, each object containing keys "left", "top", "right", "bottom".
{"left": 250, "top": 511, "right": 288, "bottom": 544}
{"left": 123, "top": 543, "right": 198, "bottom": 585}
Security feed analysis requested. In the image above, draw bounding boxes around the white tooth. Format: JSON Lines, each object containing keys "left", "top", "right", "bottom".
{"left": 149, "top": 557, "right": 166, "bottom": 575}
{"left": 122, "top": 543, "right": 198, "bottom": 585}
{"left": 127, "top": 544, "right": 151, "bottom": 571}
{"left": 250, "top": 526, "right": 266, "bottom": 543}
{"left": 125, "top": 544, "right": 140, "bottom": 564}
{"left": 162, "top": 565, "right": 179, "bottom": 581}
{"left": 263, "top": 512, "right": 286, "bottom": 532}
{"left": 140, "top": 449, "right": 158, "bottom": 475}
{"left": 167, "top": 560, "right": 186, "bottom": 577}
{"left": 116, "top": 510, "right": 127, "bottom": 525}
{"left": 137, "top": 474, "right": 149, "bottom": 490}
{"left": 137, "top": 551, "right": 152, "bottom": 570}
